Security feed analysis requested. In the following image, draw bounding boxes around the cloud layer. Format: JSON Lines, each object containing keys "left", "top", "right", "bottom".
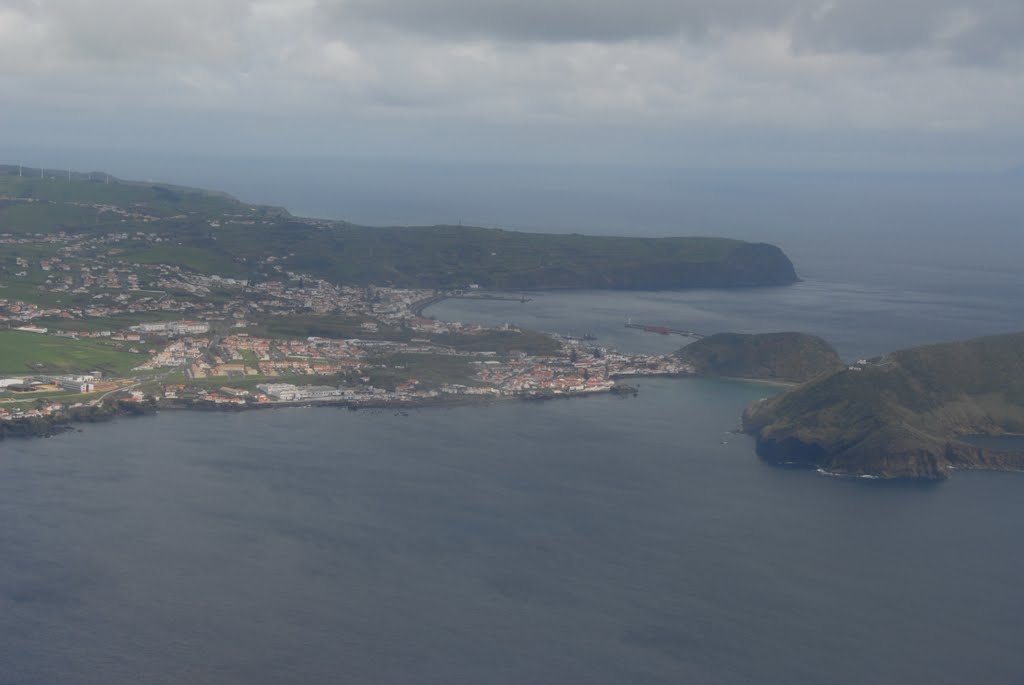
{"left": 1, "top": 0, "right": 1022, "bottom": 165}
{"left": 324, "top": 0, "right": 1024, "bottom": 64}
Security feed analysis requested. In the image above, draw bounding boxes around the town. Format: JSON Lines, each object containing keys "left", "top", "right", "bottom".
{"left": 0, "top": 214, "right": 694, "bottom": 426}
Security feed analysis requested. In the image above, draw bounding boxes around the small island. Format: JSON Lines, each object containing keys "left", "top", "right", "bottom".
{"left": 675, "top": 332, "right": 843, "bottom": 384}
{"left": 742, "top": 332, "right": 1024, "bottom": 480}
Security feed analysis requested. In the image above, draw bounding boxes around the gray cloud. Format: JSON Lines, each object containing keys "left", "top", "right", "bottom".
{"left": 1, "top": 0, "right": 1022, "bottom": 170}
{"left": 791, "top": 1, "right": 1023, "bottom": 65}
{"left": 9, "top": 0, "right": 253, "bottom": 64}
{"left": 321, "top": 0, "right": 1024, "bottom": 65}
{"left": 947, "top": 6, "right": 1024, "bottom": 65}
{"left": 793, "top": 0, "right": 946, "bottom": 54}
{"left": 319, "top": 0, "right": 803, "bottom": 42}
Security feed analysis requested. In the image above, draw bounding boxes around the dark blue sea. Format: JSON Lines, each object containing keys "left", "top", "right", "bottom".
{"left": 2, "top": 166, "right": 1024, "bottom": 684}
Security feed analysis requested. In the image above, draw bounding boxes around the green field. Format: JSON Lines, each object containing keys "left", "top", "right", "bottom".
{"left": 0, "top": 331, "right": 143, "bottom": 376}
{"left": 119, "top": 245, "right": 251, "bottom": 278}
{"left": 0, "top": 200, "right": 102, "bottom": 233}
{"left": 0, "top": 174, "right": 244, "bottom": 214}
{"left": 0, "top": 282, "right": 70, "bottom": 307}
{"left": 245, "top": 314, "right": 400, "bottom": 341}
{"left": 0, "top": 242, "right": 64, "bottom": 261}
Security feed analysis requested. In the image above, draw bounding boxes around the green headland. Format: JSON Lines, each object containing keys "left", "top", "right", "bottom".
{"left": 675, "top": 332, "right": 843, "bottom": 383}
{"left": 742, "top": 332, "right": 1024, "bottom": 480}
{"left": 0, "top": 167, "right": 797, "bottom": 290}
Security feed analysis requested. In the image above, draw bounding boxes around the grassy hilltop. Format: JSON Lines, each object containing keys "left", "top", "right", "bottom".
{"left": 0, "top": 330, "right": 141, "bottom": 377}
{"left": 0, "top": 166, "right": 798, "bottom": 290}
{"left": 214, "top": 224, "right": 797, "bottom": 290}
{"left": 742, "top": 332, "right": 1024, "bottom": 479}
{"left": 0, "top": 168, "right": 279, "bottom": 227}
{"left": 675, "top": 332, "right": 843, "bottom": 383}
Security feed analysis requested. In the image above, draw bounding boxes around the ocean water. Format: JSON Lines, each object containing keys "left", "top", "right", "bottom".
{"left": 427, "top": 247, "right": 1024, "bottom": 362}
{"left": 426, "top": 278, "right": 1024, "bottom": 362}
{"left": 2, "top": 165, "right": 1024, "bottom": 683}
{"left": 3, "top": 384, "right": 1024, "bottom": 685}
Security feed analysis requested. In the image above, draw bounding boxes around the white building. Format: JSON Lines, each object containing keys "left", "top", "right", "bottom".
{"left": 257, "top": 383, "right": 345, "bottom": 401}
{"left": 131, "top": 321, "right": 210, "bottom": 336}
{"left": 170, "top": 321, "right": 210, "bottom": 335}
{"left": 52, "top": 375, "right": 97, "bottom": 393}
{"left": 60, "top": 378, "right": 96, "bottom": 393}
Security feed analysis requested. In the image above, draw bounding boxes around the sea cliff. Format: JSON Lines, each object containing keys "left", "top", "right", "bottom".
{"left": 0, "top": 171, "right": 799, "bottom": 291}
{"left": 742, "top": 332, "right": 1024, "bottom": 479}
{"left": 238, "top": 225, "right": 800, "bottom": 290}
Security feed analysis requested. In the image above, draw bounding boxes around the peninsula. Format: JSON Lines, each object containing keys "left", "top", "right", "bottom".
{"left": 0, "top": 166, "right": 798, "bottom": 290}
{"left": 742, "top": 332, "right": 1024, "bottom": 480}
{"left": 1, "top": 165, "right": 801, "bottom": 437}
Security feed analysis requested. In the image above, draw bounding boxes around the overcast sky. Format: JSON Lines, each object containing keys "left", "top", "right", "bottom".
{"left": 1, "top": 0, "right": 1022, "bottom": 171}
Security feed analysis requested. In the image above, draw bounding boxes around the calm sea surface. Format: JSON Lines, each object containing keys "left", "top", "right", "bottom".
{"left": 4, "top": 384, "right": 1024, "bottom": 685}
{"left": 3, "top": 184, "right": 1024, "bottom": 683}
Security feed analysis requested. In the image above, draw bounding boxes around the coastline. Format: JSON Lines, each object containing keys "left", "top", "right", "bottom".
{"left": 715, "top": 376, "right": 798, "bottom": 388}
{"left": 0, "top": 368, "right": 787, "bottom": 446}
{"left": 9, "top": 363, "right": 1024, "bottom": 481}
{"left": 410, "top": 291, "right": 534, "bottom": 317}
{"left": 409, "top": 294, "right": 449, "bottom": 317}
{"left": 0, "top": 384, "right": 643, "bottom": 442}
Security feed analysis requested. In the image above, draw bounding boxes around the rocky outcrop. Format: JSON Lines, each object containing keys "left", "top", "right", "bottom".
{"left": 742, "top": 332, "right": 1024, "bottom": 479}
{"left": 676, "top": 332, "right": 843, "bottom": 383}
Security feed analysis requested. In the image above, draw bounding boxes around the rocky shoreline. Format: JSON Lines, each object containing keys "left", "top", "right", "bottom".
{"left": 0, "top": 381, "right": 651, "bottom": 444}
{"left": 741, "top": 331, "right": 1024, "bottom": 480}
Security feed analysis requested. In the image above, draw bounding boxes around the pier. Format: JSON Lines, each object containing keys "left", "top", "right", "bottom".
{"left": 625, "top": 322, "right": 705, "bottom": 339}
{"left": 452, "top": 293, "right": 532, "bottom": 303}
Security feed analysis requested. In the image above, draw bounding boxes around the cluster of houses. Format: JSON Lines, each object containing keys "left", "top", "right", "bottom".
{"left": 4, "top": 225, "right": 699, "bottom": 412}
